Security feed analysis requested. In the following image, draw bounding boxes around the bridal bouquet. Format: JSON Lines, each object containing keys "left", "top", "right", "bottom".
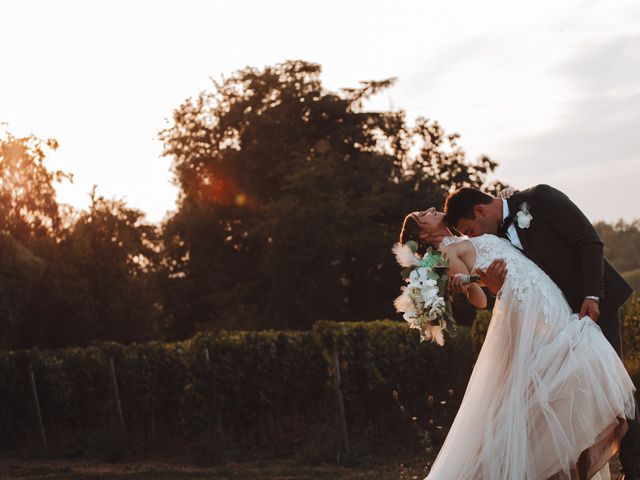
{"left": 392, "top": 241, "right": 457, "bottom": 346}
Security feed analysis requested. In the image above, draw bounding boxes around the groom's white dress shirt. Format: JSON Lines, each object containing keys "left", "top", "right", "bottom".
{"left": 502, "top": 198, "right": 524, "bottom": 251}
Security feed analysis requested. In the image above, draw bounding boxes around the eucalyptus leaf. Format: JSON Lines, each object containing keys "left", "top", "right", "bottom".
{"left": 400, "top": 267, "right": 413, "bottom": 279}
{"left": 405, "top": 240, "right": 419, "bottom": 253}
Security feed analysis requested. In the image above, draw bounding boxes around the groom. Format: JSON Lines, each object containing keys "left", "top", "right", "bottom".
{"left": 444, "top": 184, "right": 639, "bottom": 478}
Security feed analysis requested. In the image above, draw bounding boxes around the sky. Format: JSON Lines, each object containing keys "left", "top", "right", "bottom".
{"left": 1, "top": 0, "right": 639, "bottom": 223}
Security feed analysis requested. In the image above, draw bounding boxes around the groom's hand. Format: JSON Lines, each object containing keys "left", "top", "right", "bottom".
{"left": 579, "top": 298, "right": 600, "bottom": 322}
{"left": 478, "top": 259, "right": 507, "bottom": 295}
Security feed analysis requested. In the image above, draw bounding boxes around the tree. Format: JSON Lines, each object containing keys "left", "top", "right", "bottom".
{"left": 0, "top": 128, "right": 71, "bottom": 243}
{"left": 594, "top": 220, "right": 640, "bottom": 274}
{"left": 0, "top": 233, "right": 44, "bottom": 349}
{"left": 23, "top": 189, "right": 162, "bottom": 348}
{"left": 0, "top": 128, "right": 67, "bottom": 348}
{"left": 404, "top": 117, "right": 506, "bottom": 195}
{"left": 159, "top": 60, "right": 502, "bottom": 336}
{"left": 65, "top": 189, "right": 161, "bottom": 343}
{"left": 0, "top": 129, "right": 164, "bottom": 348}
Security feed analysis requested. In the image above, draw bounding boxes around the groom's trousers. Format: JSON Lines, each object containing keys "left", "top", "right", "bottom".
{"left": 599, "top": 303, "right": 640, "bottom": 475}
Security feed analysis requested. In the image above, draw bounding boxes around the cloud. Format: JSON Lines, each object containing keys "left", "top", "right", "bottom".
{"left": 497, "top": 32, "right": 640, "bottom": 173}
{"left": 559, "top": 32, "right": 640, "bottom": 95}
{"left": 485, "top": 30, "right": 640, "bottom": 220}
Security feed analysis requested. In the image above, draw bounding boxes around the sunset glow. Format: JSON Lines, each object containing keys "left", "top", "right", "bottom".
{"left": 1, "top": 0, "right": 638, "bottom": 222}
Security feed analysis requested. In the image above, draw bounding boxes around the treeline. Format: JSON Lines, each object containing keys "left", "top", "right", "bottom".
{"left": 0, "top": 60, "right": 501, "bottom": 350}
{"left": 0, "top": 135, "right": 161, "bottom": 349}
{"left": 595, "top": 220, "right": 640, "bottom": 292}
{"left": 1, "top": 60, "right": 635, "bottom": 351}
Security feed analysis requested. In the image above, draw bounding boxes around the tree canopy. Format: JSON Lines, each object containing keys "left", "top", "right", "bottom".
{"left": 0, "top": 130, "right": 161, "bottom": 349}
{"left": 0, "top": 129, "right": 70, "bottom": 242}
{"left": 158, "top": 60, "right": 503, "bottom": 336}
{"left": 0, "top": 60, "right": 518, "bottom": 348}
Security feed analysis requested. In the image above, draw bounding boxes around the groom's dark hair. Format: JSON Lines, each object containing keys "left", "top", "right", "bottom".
{"left": 444, "top": 188, "right": 494, "bottom": 226}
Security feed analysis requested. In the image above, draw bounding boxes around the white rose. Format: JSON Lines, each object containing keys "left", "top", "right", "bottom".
{"left": 516, "top": 211, "right": 531, "bottom": 228}
{"left": 422, "top": 287, "right": 439, "bottom": 304}
{"left": 516, "top": 202, "right": 533, "bottom": 229}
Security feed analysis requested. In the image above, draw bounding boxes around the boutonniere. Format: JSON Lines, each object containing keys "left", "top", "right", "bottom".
{"left": 515, "top": 202, "right": 533, "bottom": 229}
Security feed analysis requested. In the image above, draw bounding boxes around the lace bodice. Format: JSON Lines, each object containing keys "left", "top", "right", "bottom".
{"left": 441, "top": 235, "right": 467, "bottom": 248}
{"left": 466, "top": 234, "right": 526, "bottom": 273}
{"left": 447, "top": 234, "right": 561, "bottom": 321}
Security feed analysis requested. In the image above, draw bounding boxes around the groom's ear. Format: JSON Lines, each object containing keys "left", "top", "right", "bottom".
{"left": 473, "top": 204, "right": 488, "bottom": 218}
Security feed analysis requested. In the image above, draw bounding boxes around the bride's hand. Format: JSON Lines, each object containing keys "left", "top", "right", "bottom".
{"left": 449, "top": 274, "right": 471, "bottom": 294}
{"left": 499, "top": 188, "right": 517, "bottom": 199}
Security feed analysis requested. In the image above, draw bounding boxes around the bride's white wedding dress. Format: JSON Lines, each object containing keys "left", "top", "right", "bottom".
{"left": 426, "top": 234, "right": 636, "bottom": 480}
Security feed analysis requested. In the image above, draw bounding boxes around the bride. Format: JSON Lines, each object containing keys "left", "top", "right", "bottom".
{"left": 399, "top": 207, "right": 636, "bottom": 479}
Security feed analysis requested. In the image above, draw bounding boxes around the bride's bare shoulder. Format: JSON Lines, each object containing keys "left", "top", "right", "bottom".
{"left": 439, "top": 237, "right": 477, "bottom": 272}
{"left": 439, "top": 236, "right": 474, "bottom": 255}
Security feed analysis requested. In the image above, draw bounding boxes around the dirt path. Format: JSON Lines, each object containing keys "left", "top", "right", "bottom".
{"left": 0, "top": 457, "right": 405, "bottom": 480}
{"left": 0, "top": 455, "right": 623, "bottom": 479}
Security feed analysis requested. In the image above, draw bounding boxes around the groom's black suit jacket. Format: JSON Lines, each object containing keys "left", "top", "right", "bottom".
{"left": 504, "top": 185, "right": 633, "bottom": 320}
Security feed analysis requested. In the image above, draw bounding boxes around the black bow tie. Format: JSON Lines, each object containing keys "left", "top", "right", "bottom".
{"left": 497, "top": 216, "right": 514, "bottom": 238}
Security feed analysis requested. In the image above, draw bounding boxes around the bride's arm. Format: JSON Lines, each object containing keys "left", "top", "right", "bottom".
{"left": 444, "top": 248, "right": 487, "bottom": 309}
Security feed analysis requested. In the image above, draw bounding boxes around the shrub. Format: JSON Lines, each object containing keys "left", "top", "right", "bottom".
{"left": 0, "top": 320, "right": 471, "bottom": 460}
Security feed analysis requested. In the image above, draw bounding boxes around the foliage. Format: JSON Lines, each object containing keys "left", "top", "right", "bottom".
{"left": 2, "top": 303, "right": 640, "bottom": 461}
{"left": 470, "top": 309, "right": 492, "bottom": 355}
{"left": 158, "top": 60, "right": 502, "bottom": 337}
{"left": 0, "top": 129, "right": 71, "bottom": 242}
{"left": 594, "top": 219, "right": 640, "bottom": 274}
{"left": 0, "top": 320, "right": 472, "bottom": 459}
{"left": 27, "top": 192, "right": 162, "bottom": 348}
{"left": 52, "top": 189, "right": 162, "bottom": 344}
{"left": 0, "top": 234, "right": 44, "bottom": 349}
{"left": 623, "top": 269, "right": 640, "bottom": 294}
{"left": 623, "top": 294, "right": 640, "bottom": 379}
{"left": 0, "top": 130, "right": 164, "bottom": 349}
